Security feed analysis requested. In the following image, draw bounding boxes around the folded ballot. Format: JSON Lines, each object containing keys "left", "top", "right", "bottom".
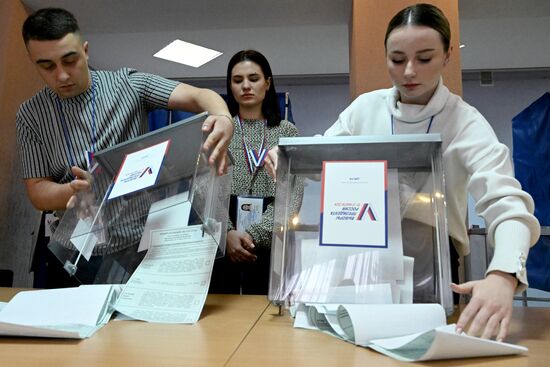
{"left": 294, "top": 303, "right": 527, "bottom": 362}
{"left": 0, "top": 284, "right": 120, "bottom": 339}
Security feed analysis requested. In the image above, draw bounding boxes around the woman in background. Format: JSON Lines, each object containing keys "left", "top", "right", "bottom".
{"left": 324, "top": 3, "right": 540, "bottom": 341}
{"left": 209, "top": 50, "right": 299, "bottom": 294}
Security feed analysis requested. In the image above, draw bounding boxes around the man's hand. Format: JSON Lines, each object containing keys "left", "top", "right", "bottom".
{"left": 66, "top": 166, "right": 94, "bottom": 214}
{"left": 166, "top": 84, "right": 234, "bottom": 176}
{"left": 226, "top": 230, "right": 257, "bottom": 263}
{"left": 24, "top": 166, "right": 93, "bottom": 211}
{"left": 451, "top": 271, "right": 517, "bottom": 342}
{"left": 201, "top": 114, "right": 234, "bottom": 175}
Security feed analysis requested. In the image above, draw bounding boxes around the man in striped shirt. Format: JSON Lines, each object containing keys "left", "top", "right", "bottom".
{"left": 16, "top": 8, "right": 234, "bottom": 286}
{"left": 17, "top": 7, "right": 233, "bottom": 212}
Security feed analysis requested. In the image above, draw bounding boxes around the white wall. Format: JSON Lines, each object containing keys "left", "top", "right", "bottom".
{"left": 460, "top": 16, "right": 550, "bottom": 70}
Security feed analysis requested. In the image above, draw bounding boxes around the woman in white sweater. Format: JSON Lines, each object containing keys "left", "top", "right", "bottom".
{"left": 325, "top": 3, "right": 540, "bottom": 341}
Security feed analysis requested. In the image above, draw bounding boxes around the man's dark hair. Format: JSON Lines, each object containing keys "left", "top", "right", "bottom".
{"left": 22, "top": 8, "right": 80, "bottom": 45}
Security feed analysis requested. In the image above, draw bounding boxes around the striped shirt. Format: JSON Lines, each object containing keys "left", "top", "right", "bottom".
{"left": 16, "top": 68, "right": 179, "bottom": 255}
{"left": 16, "top": 68, "right": 178, "bottom": 182}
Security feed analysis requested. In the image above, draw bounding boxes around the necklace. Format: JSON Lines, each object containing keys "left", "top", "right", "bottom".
{"left": 236, "top": 116, "right": 268, "bottom": 175}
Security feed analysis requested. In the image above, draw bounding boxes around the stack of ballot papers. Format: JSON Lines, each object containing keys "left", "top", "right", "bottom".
{"left": 0, "top": 284, "right": 120, "bottom": 339}
{"left": 115, "top": 225, "right": 218, "bottom": 324}
{"left": 294, "top": 303, "right": 528, "bottom": 362}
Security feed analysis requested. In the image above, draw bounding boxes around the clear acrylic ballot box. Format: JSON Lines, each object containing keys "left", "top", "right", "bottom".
{"left": 47, "top": 113, "right": 233, "bottom": 284}
{"left": 269, "top": 134, "right": 453, "bottom": 315}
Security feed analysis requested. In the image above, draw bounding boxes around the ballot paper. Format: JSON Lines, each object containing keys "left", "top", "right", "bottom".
{"left": 137, "top": 191, "right": 191, "bottom": 252}
{"left": 368, "top": 324, "right": 528, "bottom": 362}
{"left": 293, "top": 303, "right": 527, "bottom": 361}
{"left": 0, "top": 285, "right": 120, "bottom": 339}
{"left": 115, "top": 225, "right": 217, "bottom": 323}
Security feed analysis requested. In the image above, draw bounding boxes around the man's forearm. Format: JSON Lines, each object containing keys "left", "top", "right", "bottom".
{"left": 195, "top": 88, "right": 231, "bottom": 116}
{"left": 25, "top": 178, "right": 74, "bottom": 211}
{"left": 167, "top": 84, "right": 230, "bottom": 116}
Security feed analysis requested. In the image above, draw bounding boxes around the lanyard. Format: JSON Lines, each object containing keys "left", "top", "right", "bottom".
{"left": 236, "top": 115, "right": 268, "bottom": 175}
{"left": 56, "top": 75, "right": 96, "bottom": 172}
{"left": 391, "top": 115, "right": 434, "bottom": 135}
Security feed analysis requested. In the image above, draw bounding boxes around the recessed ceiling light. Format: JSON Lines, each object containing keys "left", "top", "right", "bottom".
{"left": 459, "top": 44, "right": 466, "bottom": 48}
{"left": 154, "top": 39, "right": 222, "bottom": 68}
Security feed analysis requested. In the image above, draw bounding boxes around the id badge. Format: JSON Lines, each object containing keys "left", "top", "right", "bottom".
{"left": 236, "top": 196, "right": 264, "bottom": 232}
{"left": 44, "top": 213, "right": 58, "bottom": 237}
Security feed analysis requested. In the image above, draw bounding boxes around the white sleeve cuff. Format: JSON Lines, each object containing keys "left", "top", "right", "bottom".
{"left": 486, "top": 219, "right": 531, "bottom": 293}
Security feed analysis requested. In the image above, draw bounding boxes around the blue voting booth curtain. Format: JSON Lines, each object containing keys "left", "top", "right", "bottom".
{"left": 148, "top": 92, "right": 294, "bottom": 131}
{"left": 148, "top": 109, "right": 195, "bottom": 131}
{"left": 512, "top": 92, "right": 550, "bottom": 291}
{"left": 278, "top": 92, "right": 294, "bottom": 123}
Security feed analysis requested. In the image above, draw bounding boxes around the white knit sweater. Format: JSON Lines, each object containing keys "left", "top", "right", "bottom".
{"left": 324, "top": 79, "right": 540, "bottom": 289}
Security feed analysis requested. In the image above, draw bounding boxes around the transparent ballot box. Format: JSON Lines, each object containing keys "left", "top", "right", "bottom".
{"left": 48, "top": 113, "right": 232, "bottom": 284}
{"left": 269, "top": 134, "right": 453, "bottom": 315}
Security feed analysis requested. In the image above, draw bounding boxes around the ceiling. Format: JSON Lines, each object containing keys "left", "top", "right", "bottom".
{"left": 21, "top": 0, "right": 550, "bottom": 34}
{"left": 22, "top": 0, "right": 352, "bottom": 33}
{"left": 459, "top": 0, "right": 550, "bottom": 19}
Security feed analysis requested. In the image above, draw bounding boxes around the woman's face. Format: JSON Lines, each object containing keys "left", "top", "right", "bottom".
{"left": 230, "top": 60, "right": 271, "bottom": 110}
{"left": 386, "top": 25, "right": 450, "bottom": 105}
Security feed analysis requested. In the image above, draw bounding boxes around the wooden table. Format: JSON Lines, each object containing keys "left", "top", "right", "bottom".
{"left": 0, "top": 288, "right": 269, "bottom": 367}
{"left": 228, "top": 305, "right": 550, "bottom": 367}
{"left": 2, "top": 288, "right": 550, "bottom": 366}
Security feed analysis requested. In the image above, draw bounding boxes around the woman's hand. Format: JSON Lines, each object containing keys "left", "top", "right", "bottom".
{"left": 451, "top": 270, "right": 517, "bottom": 341}
{"left": 226, "top": 230, "right": 257, "bottom": 263}
{"left": 263, "top": 146, "right": 279, "bottom": 181}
